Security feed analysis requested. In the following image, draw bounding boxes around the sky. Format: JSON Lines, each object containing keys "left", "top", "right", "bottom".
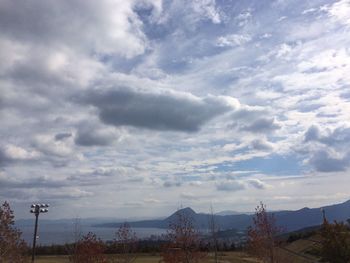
{"left": 1, "top": 0, "right": 350, "bottom": 220}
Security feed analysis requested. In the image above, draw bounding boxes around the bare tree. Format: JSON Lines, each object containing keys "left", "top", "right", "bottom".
{"left": 162, "top": 208, "right": 206, "bottom": 263}
{"left": 66, "top": 217, "right": 82, "bottom": 257}
{"left": 69, "top": 232, "right": 107, "bottom": 263}
{"left": 208, "top": 205, "right": 219, "bottom": 263}
{"left": 113, "top": 222, "right": 138, "bottom": 263}
{"left": 247, "top": 202, "right": 280, "bottom": 263}
{"left": 0, "top": 201, "right": 28, "bottom": 263}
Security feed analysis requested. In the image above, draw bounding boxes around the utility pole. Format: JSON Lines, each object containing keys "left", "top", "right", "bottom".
{"left": 321, "top": 208, "right": 326, "bottom": 222}
{"left": 30, "top": 204, "right": 49, "bottom": 263}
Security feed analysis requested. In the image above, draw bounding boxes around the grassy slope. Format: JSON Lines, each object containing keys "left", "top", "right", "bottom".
{"left": 34, "top": 234, "right": 323, "bottom": 263}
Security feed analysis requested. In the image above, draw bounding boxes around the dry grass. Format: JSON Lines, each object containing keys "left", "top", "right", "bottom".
{"left": 33, "top": 238, "right": 322, "bottom": 263}
{"left": 34, "top": 252, "right": 259, "bottom": 263}
{"left": 34, "top": 255, "right": 70, "bottom": 263}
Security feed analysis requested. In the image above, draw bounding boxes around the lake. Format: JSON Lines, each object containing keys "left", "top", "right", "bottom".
{"left": 18, "top": 223, "right": 167, "bottom": 245}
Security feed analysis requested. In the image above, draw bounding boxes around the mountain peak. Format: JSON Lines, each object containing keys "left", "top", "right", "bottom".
{"left": 166, "top": 207, "right": 197, "bottom": 221}
{"left": 177, "top": 207, "right": 196, "bottom": 215}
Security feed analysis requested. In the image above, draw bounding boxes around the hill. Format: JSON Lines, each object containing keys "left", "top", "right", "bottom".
{"left": 95, "top": 199, "right": 350, "bottom": 233}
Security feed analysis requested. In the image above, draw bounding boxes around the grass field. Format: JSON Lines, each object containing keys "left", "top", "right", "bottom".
{"left": 35, "top": 252, "right": 260, "bottom": 263}
{"left": 34, "top": 235, "right": 323, "bottom": 263}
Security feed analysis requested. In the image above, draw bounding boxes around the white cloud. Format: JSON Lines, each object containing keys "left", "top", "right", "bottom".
{"left": 235, "top": 11, "right": 252, "bottom": 27}
{"left": 0, "top": 144, "right": 40, "bottom": 164}
{"left": 216, "top": 34, "right": 251, "bottom": 47}
{"left": 1, "top": 0, "right": 350, "bottom": 219}
{"left": 32, "top": 135, "right": 74, "bottom": 158}
{"left": 0, "top": 0, "right": 151, "bottom": 58}
{"left": 192, "top": 0, "right": 221, "bottom": 24}
{"left": 298, "top": 48, "right": 350, "bottom": 72}
{"left": 327, "top": 0, "right": 350, "bottom": 26}
{"left": 276, "top": 43, "right": 293, "bottom": 58}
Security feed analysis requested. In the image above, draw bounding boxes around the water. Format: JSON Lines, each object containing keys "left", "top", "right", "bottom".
{"left": 18, "top": 223, "right": 167, "bottom": 246}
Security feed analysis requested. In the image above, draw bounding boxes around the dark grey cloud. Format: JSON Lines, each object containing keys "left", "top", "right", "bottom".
{"left": 180, "top": 192, "right": 199, "bottom": 200}
{"left": 241, "top": 118, "right": 280, "bottom": 133}
{"left": 316, "top": 112, "right": 338, "bottom": 118}
{"left": 250, "top": 139, "right": 273, "bottom": 151}
{"left": 304, "top": 125, "right": 350, "bottom": 147}
{"left": 228, "top": 107, "right": 280, "bottom": 134}
{"left": 74, "top": 125, "right": 115, "bottom": 147}
{"left": 0, "top": 174, "right": 67, "bottom": 189}
{"left": 67, "top": 167, "right": 143, "bottom": 186}
{"left": 67, "top": 171, "right": 113, "bottom": 185}
{"left": 82, "top": 88, "right": 236, "bottom": 132}
{"left": 298, "top": 103, "right": 324, "bottom": 113}
{"left": 304, "top": 125, "right": 320, "bottom": 142}
{"left": 248, "top": 179, "right": 268, "bottom": 189}
{"left": 340, "top": 91, "right": 350, "bottom": 101}
{"left": 0, "top": 148, "right": 11, "bottom": 166}
{"left": 303, "top": 125, "right": 350, "bottom": 172}
{"left": 309, "top": 150, "right": 350, "bottom": 172}
{"left": 216, "top": 180, "right": 245, "bottom": 192}
{"left": 55, "top": 133, "right": 72, "bottom": 141}
{"left": 0, "top": 188, "right": 33, "bottom": 200}
{"left": 163, "top": 181, "right": 182, "bottom": 187}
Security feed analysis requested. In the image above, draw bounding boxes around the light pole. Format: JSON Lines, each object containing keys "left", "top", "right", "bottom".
{"left": 30, "top": 203, "right": 49, "bottom": 263}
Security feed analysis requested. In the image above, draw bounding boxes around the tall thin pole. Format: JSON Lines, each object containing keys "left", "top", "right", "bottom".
{"left": 30, "top": 203, "right": 49, "bottom": 263}
{"left": 321, "top": 208, "right": 326, "bottom": 223}
{"left": 31, "top": 211, "right": 39, "bottom": 263}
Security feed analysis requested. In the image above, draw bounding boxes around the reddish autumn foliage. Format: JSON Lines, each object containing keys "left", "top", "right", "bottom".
{"left": 0, "top": 201, "right": 28, "bottom": 263}
{"left": 162, "top": 209, "right": 206, "bottom": 263}
{"left": 247, "top": 202, "right": 281, "bottom": 263}
{"left": 69, "top": 232, "right": 107, "bottom": 263}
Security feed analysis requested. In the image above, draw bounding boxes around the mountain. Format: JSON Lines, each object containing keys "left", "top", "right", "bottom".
{"left": 274, "top": 199, "right": 350, "bottom": 231}
{"left": 95, "top": 199, "right": 350, "bottom": 233}
{"left": 216, "top": 210, "right": 252, "bottom": 216}
{"left": 95, "top": 206, "right": 252, "bottom": 230}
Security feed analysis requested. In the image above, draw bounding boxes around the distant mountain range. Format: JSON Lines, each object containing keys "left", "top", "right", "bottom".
{"left": 95, "top": 199, "right": 350, "bottom": 233}
{"left": 215, "top": 210, "right": 253, "bottom": 216}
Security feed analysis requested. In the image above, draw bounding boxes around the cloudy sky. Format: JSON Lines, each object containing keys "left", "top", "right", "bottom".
{"left": 1, "top": 0, "right": 350, "bottom": 219}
